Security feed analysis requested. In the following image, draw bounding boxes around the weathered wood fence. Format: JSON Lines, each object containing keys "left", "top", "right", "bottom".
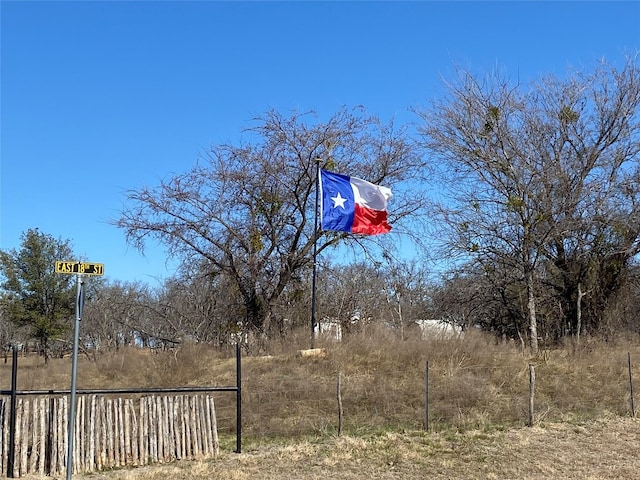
{"left": 0, "top": 344, "right": 242, "bottom": 478}
{"left": 0, "top": 393, "right": 219, "bottom": 477}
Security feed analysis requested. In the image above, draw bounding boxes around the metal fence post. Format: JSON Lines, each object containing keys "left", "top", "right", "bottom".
{"left": 7, "top": 346, "right": 18, "bottom": 478}
{"left": 236, "top": 343, "right": 242, "bottom": 453}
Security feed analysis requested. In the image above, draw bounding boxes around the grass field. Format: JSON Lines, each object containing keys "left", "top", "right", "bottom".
{"left": 7, "top": 328, "right": 640, "bottom": 479}
{"left": 19, "top": 416, "right": 640, "bottom": 479}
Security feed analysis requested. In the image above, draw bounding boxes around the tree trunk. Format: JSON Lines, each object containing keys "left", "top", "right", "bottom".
{"left": 244, "top": 291, "right": 265, "bottom": 333}
{"left": 42, "top": 338, "right": 50, "bottom": 364}
{"left": 576, "top": 282, "right": 585, "bottom": 345}
{"left": 526, "top": 270, "right": 539, "bottom": 354}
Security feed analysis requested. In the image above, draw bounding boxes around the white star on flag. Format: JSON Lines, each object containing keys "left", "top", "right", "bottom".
{"left": 331, "top": 192, "right": 347, "bottom": 209}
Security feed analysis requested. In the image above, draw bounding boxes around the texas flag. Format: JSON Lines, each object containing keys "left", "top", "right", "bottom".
{"left": 320, "top": 169, "right": 392, "bottom": 235}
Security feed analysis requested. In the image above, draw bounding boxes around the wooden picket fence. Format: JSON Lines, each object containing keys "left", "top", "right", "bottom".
{"left": 0, "top": 393, "right": 219, "bottom": 477}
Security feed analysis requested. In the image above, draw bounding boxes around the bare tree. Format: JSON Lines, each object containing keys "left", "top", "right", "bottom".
{"left": 82, "top": 280, "right": 154, "bottom": 350}
{"left": 115, "top": 108, "right": 429, "bottom": 344}
{"left": 416, "top": 57, "right": 640, "bottom": 352}
{"left": 535, "top": 60, "right": 640, "bottom": 341}
{"left": 380, "top": 255, "right": 435, "bottom": 339}
{"left": 153, "top": 270, "right": 246, "bottom": 346}
{"left": 315, "top": 262, "right": 388, "bottom": 336}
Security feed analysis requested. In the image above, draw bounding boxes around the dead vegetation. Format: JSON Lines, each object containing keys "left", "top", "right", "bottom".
{"left": 5, "top": 328, "right": 640, "bottom": 479}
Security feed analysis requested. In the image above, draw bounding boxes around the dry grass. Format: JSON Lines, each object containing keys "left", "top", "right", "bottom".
{"left": 5, "top": 328, "right": 640, "bottom": 478}
{"left": 18, "top": 417, "right": 640, "bottom": 479}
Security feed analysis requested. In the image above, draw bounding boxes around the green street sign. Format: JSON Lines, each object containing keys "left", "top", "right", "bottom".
{"left": 55, "top": 261, "right": 104, "bottom": 276}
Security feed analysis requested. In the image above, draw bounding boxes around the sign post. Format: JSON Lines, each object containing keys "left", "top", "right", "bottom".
{"left": 55, "top": 261, "right": 103, "bottom": 480}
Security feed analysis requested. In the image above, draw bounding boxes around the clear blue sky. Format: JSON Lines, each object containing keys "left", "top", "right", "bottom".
{"left": 1, "top": 1, "right": 638, "bottom": 285}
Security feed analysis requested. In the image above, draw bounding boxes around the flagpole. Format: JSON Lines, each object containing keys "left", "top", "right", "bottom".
{"left": 311, "top": 157, "right": 321, "bottom": 349}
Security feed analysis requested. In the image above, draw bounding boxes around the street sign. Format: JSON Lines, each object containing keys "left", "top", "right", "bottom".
{"left": 55, "top": 261, "right": 104, "bottom": 276}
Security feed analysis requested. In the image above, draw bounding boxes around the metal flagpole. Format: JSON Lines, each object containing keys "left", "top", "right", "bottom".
{"left": 310, "top": 157, "right": 321, "bottom": 349}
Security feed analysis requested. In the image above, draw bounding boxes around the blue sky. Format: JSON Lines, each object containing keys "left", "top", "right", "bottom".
{"left": 1, "top": 1, "right": 638, "bottom": 285}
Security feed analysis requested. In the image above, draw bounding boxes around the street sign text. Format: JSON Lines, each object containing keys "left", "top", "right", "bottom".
{"left": 55, "top": 261, "right": 104, "bottom": 276}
